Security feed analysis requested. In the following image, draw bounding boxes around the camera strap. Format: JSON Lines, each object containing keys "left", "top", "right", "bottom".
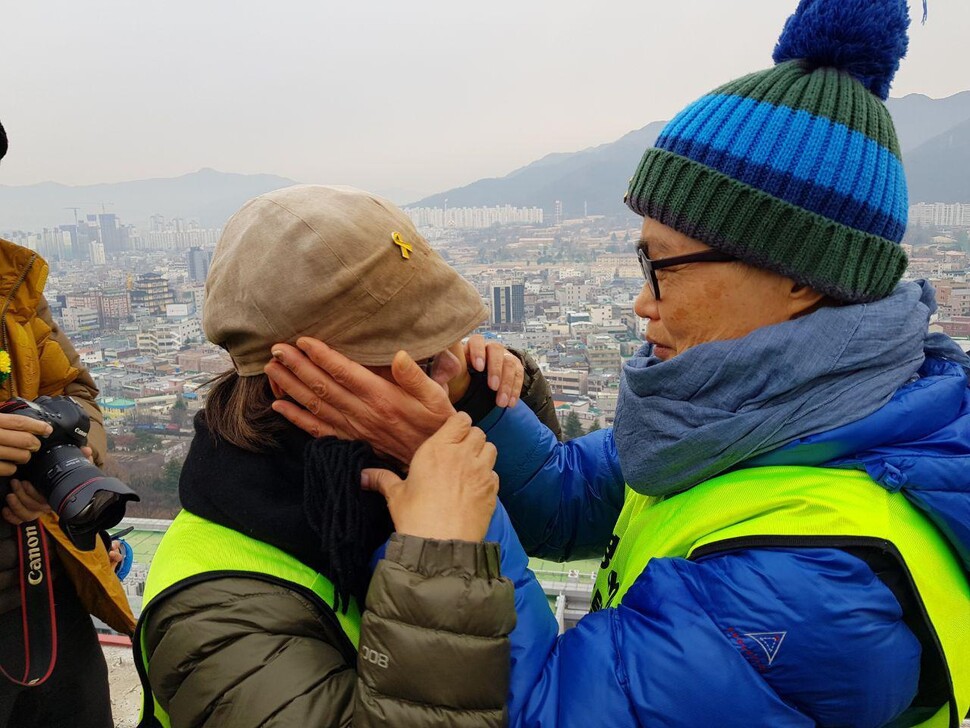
{"left": 0, "top": 520, "right": 57, "bottom": 687}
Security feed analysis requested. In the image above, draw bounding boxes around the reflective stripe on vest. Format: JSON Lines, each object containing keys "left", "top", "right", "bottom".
{"left": 592, "top": 466, "right": 970, "bottom": 728}
{"left": 135, "top": 510, "right": 361, "bottom": 728}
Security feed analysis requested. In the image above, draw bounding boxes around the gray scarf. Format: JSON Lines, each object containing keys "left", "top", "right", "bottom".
{"left": 613, "top": 281, "right": 951, "bottom": 496}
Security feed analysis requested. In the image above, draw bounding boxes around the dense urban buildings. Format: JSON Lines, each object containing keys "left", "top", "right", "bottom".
{"left": 3, "top": 202, "right": 968, "bottom": 452}
{"left": 3, "top": 200, "right": 969, "bottom": 658}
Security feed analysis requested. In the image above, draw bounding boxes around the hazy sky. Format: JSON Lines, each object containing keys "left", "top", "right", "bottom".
{"left": 1, "top": 0, "right": 966, "bottom": 201}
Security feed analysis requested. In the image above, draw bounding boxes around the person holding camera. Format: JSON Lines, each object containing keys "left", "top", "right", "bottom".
{"left": 0, "top": 119, "right": 135, "bottom": 728}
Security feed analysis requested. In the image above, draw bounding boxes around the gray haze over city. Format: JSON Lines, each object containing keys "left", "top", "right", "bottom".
{"left": 2, "top": 0, "right": 967, "bottom": 201}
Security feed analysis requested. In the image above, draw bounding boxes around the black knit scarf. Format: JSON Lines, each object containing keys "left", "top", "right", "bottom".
{"left": 179, "top": 413, "right": 394, "bottom": 613}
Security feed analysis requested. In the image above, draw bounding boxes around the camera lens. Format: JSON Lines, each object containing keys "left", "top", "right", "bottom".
{"left": 2, "top": 396, "right": 140, "bottom": 550}
{"left": 33, "top": 445, "right": 139, "bottom": 551}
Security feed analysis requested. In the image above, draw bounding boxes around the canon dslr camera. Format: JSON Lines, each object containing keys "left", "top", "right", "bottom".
{"left": 0, "top": 396, "right": 139, "bottom": 550}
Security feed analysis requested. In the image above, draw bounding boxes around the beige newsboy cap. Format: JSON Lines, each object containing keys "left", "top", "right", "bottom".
{"left": 204, "top": 185, "right": 488, "bottom": 375}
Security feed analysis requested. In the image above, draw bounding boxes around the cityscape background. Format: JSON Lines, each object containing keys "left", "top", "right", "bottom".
{"left": 2, "top": 3, "right": 969, "bottom": 722}
{"left": 1, "top": 90, "right": 969, "bottom": 618}
{"left": 5, "top": 129, "right": 970, "bottom": 728}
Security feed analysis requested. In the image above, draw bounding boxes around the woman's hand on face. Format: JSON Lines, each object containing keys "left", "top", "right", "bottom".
{"left": 0, "top": 414, "right": 53, "bottom": 478}
{"left": 379, "top": 337, "right": 524, "bottom": 407}
{"left": 2, "top": 479, "right": 51, "bottom": 526}
{"left": 265, "top": 338, "right": 456, "bottom": 463}
{"left": 361, "top": 412, "right": 498, "bottom": 542}
{"left": 463, "top": 335, "right": 524, "bottom": 408}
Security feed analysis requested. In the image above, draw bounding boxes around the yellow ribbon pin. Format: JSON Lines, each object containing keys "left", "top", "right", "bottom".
{"left": 391, "top": 231, "right": 413, "bottom": 259}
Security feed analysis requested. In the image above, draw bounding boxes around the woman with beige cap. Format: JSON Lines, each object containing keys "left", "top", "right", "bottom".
{"left": 132, "top": 184, "right": 541, "bottom": 728}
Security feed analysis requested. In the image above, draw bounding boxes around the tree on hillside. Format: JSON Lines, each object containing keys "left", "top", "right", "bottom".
{"left": 563, "top": 412, "right": 583, "bottom": 441}
{"left": 956, "top": 229, "right": 970, "bottom": 253}
{"left": 170, "top": 397, "right": 189, "bottom": 428}
{"left": 587, "top": 420, "right": 602, "bottom": 434}
{"left": 902, "top": 225, "right": 934, "bottom": 247}
{"left": 153, "top": 458, "right": 183, "bottom": 494}
{"left": 134, "top": 430, "right": 162, "bottom": 453}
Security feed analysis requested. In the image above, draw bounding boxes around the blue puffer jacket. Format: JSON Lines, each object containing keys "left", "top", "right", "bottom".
{"left": 480, "top": 353, "right": 970, "bottom": 727}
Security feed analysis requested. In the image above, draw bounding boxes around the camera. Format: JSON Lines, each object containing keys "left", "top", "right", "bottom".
{"left": 0, "top": 396, "right": 139, "bottom": 550}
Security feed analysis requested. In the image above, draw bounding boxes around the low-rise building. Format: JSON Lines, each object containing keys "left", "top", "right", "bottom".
{"left": 61, "top": 306, "right": 101, "bottom": 334}
{"left": 587, "top": 335, "right": 621, "bottom": 373}
{"left": 544, "top": 368, "right": 589, "bottom": 397}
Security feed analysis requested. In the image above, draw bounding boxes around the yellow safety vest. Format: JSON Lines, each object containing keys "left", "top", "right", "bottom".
{"left": 592, "top": 466, "right": 970, "bottom": 728}
{"left": 134, "top": 510, "right": 361, "bottom": 728}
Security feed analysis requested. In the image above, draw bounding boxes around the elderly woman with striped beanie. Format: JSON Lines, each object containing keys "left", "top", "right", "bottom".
{"left": 269, "top": 1, "right": 970, "bottom": 725}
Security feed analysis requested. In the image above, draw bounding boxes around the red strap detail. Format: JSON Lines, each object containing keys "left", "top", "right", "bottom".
{"left": 0, "top": 520, "right": 58, "bottom": 687}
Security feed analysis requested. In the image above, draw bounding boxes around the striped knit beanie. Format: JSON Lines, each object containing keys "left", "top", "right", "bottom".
{"left": 626, "top": 0, "right": 922, "bottom": 303}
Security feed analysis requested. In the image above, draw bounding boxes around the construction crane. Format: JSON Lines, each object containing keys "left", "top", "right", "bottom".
{"left": 64, "top": 207, "right": 81, "bottom": 226}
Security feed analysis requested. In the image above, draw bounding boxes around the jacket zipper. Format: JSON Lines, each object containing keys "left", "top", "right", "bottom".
{"left": 689, "top": 535, "right": 958, "bottom": 728}
{"left": 0, "top": 252, "right": 39, "bottom": 398}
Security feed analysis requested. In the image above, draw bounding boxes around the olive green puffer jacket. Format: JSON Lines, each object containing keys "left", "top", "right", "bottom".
{"left": 141, "top": 534, "right": 514, "bottom": 728}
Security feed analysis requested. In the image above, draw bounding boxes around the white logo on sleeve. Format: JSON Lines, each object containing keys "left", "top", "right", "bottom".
{"left": 360, "top": 645, "right": 390, "bottom": 669}
{"left": 744, "top": 632, "right": 788, "bottom": 665}
{"left": 744, "top": 631, "right": 787, "bottom": 665}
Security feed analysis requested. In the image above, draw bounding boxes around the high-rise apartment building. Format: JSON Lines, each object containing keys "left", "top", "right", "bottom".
{"left": 99, "top": 213, "right": 123, "bottom": 254}
{"left": 90, "top": 241, "right": 106, "bottom": 265}
{"left": 187, "top": 247, "right": 211, "bottom": 282}
{"left": 490, "top": 284, "right": 525, "bottom": 329}
{"left": 405, "top": 205, "right": 544, "bottom": 229}
{"left": 909, "top": 203, "right": 970, "bottom": 227}
{"left": 38, "top": 228, "right": 72, "bottom": 261}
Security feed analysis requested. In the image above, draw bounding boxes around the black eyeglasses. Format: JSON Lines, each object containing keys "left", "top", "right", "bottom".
{"left": 637, "top": 247, "right": 737, "bottom": 301}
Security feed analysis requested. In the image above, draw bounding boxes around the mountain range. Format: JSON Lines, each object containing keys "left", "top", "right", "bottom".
{"left": 412, "top": 91, "right": 970, "bottom": 215}
{"left": 0, "top": 168, "right": 297, "bottom": 233}
{"left": 1, "top": 91, "right": 968, "bottom": 233}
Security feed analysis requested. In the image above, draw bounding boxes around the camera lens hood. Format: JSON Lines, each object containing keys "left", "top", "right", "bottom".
{"left": 53, "top": 476, "right": 140, "bottom": 551}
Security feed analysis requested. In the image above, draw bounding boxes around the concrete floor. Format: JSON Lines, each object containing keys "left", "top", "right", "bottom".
{"left": 104, "top": 646, "right": 141, "bottom": 728}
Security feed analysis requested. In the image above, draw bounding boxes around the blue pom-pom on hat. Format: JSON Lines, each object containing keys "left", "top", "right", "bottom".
{"left": 772, "top": 0, "right": 922, "bottom": 100}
